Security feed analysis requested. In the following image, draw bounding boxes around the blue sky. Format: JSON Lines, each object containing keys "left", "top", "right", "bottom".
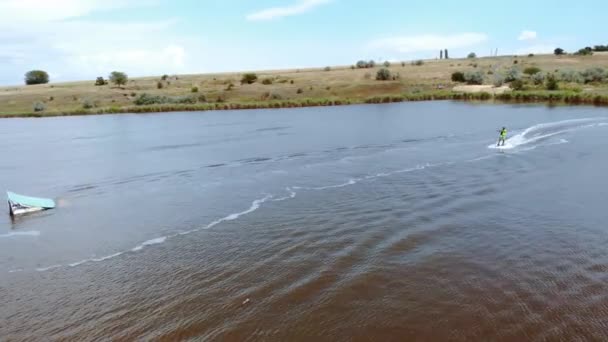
{"left": 0, "top": 0, "right": 605, "bottom": 85}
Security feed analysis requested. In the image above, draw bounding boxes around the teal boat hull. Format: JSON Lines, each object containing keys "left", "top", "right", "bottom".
{"left": 7, "top": 191, "right": 55, "bottom": 217}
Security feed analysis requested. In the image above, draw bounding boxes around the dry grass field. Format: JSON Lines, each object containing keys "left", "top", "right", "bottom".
{"left": 2, "top": 53, "right": 608, "bottom": 117}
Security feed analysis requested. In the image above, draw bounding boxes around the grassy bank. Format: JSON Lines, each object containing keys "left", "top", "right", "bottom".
{"left": 2, "top": 53, "right": 608, "bottom": 117}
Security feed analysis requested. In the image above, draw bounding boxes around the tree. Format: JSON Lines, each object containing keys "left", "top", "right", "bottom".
{"left": 383, "top": 61, "right": 391, "bottom": 67}
{"left": 241, "top": 73, "right": 258, "bottom": 84}
{"left": 574, "top": 48, "right": 593, "bottom": 56}
{"left": 368, "top": 60, "right": 376, "bottom": 68}
{"left": 440, "top": 50, "right": 443, "bottom": 59}
{"left": 95, "top": 77, "right": 107, "bottom": 86}
{"left": 356, "top": 60, "right": 368, "bottom": 68}
{"left": 467, "top": 52, "right": 477, "bottom": 59}
{"left": 376, "top": 68, "right": 391, "bottom": 80}
{"left": 554, "top": 48, "right": 565, "bottom": 55}
{"left": 109, "top": 71, "right": 128, "bottom": 87}
{"left": 445, "top": 49, "right": 449, "bottom": 59}
{"left": 25, "top": 70, "right": 49, "bottom": 85}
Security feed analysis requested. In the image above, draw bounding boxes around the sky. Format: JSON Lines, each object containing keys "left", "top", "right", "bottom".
{"left": 0, "top": 0, "right": 606, "bottom": 85}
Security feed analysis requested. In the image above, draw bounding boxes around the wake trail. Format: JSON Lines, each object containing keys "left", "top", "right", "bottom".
{"left": 489, "top": 118, "right": 608, "bottom": 150}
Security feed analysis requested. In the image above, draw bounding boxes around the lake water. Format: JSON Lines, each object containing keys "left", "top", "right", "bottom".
{"left": 2, "top": 102, "right": 608, "bottom": 341}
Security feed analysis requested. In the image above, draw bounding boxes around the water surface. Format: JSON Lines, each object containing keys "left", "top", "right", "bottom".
{"left": 2, "top": 102, "right": 608, "bottom": 340}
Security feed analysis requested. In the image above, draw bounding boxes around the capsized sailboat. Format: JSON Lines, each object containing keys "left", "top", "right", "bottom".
{"left": 7, "top": 191, "right": 55, "bottom": 217}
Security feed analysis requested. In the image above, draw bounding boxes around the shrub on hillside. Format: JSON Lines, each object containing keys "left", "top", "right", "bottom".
{"left": 262, "top": 78, "right": 273, "bottom": 85}
{"left": 161, "top": 75, "right": 169, "bottom": 81}
{"left": 493, "top": 75, "right": 505, "bottom": 87}
{"left": 580, "top": 67, "right": 606, "bottom": 83}
{"left": 467, "top": 52, "right": 477, "bottom": 59}
{"left": 241, "top": 73, "right": 258, "bottom": 84}
{"left": 296, "top": 88, "right": 303, "bottom": 94}
{"left": 451, "top": 71, "right": 465, "bottom": 82}
{"left": 109, "top": 71, "right": 128, "bottom": 87}
{"left": 528, "top": 53, "right": 535, "bottom": 57}
{"left": 504, "top": 67, "right": 521, "bottom": 82}
{"left": 95, "top": 77, "right": 107, "bottom": 86}
{"left": 356, "top": 60, "right": 368, "bottom": 68}
{"left": 368, "top": 60, "right": 376, "bottom": 68}
{"left": 558, "top": 70, "right": 584, "bottom": 83}
{"left": 191, "top": 86, "right": 198, "bottom": 93}
{"left": 593, "top": 45, "right": 608, "bottom": 52}
{"left": 575, "top": 48, "right": 593, "bottom": 56}
{"left": 134, "top": 93, "right": 197, "bottom": 105}
{"left": 33, "top": 102, "right": 46, "bottom": 112}
{"left": 157, "top": 81, "right": 163, "bottom": 89}
{"left": 554, "top": 48, "right": 565, "bottom": 55}
{"left": 25, "top": 70, "right": 49, "bottom": 85}
{"left": 324, "top": 66, "right": 331, "bottom": 71}
{"left": 197, "top": 94, "right": 207, "bottom": 102}
{"left": 412, "top": 60, "right": 424, "bottom": 66}
{"left": 383, "top": 61, "right": 391, "bottom": 67}
{"left": 546, "top": 74, "right": 559, "bottom": 90}
{"left": 524, "top": 67, "right": 541, "bottom": 75}
{"left": 82, "top": 99, "right": 95, "bottom": 109}
{"left": 531, "top": 72, "right": 545, "bottom": 85}
{"left": 376, "top": 68, "right": 391, "bottom": 81}
{"left": 464, "top": 71, "right": 484, "bottom": 85}
{"left": 509, "top": 79, "right": 525, "bottom": 90}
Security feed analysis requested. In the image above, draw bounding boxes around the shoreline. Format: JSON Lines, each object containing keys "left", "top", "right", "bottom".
{"left": 2, "top": 91, "right": 608, "bottom": 118}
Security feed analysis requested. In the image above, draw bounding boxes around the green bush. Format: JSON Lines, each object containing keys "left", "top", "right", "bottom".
{"left": 356, "top": 60, "right": 368, "bottom": 68}
{"left": 134, "top": 93, "right": 197, "bottom": 105}
{"left": 33, "top": 102, "right": 46, "bottom": 112}
{"left": 376, "top": 68, "right": 391, "bottom": 80}
{"left": 197, "top": 94, "right": 207, "bottom": 102}
{"left": 575, "top": 48, "right": 593, "bottom": 56}
{"left": 411, "top": 60, "right": 424, "bottom": 66}
{"left": 109, "top": 71, "right": 128, "bottom": 87}
{"left": 191, "top": 86, "right": 199, "bottom": 93}
{"left": 25, "top": 70, "right": 49, "bottom": 85}
{"left": 546, "top": 74, "right": 559, "bottom": 90}
{"left": 493, "top": 75, "right": 505, "bottom": 87}
{"left": 82, "top": 100, "right": 95, "bottom": 109}
{"left": 383, "top": 61, "right": 391, "bottom": 67}
{"left": 554, "top": 48, "right": 565, "bottom": 55}
{"left": 368, "top": 60, "right": 376, "bottom": 68}
{"left": 157, "top": 81, "right": 163, "bottom": 89}
{"left": 241, "top": 73, "right": 258, "bottom": 84}
{"left": 401, "top": 62, "right": 406, "bottom": 67}
{"left": 558, "top": 70, "right": 584, "bottom": 83}
{"left": 513, "top": 60, "right": 518, "bottom": 64}
{"left": 467, "top": 52, "right": 476, "bottom": 59}
{"left": 95, "top": 77, "right": 107, "bottom": 86}
{"left": 510, "top": 79, "right": 525, "bottom": 90}
{"left": 296, "top": 88, "right": 303, "bottom": 94}
{"left": 531, "top": 72, "right": 545, "bottom": 85}
{"left": 580, "top": 67, "right": 606, "bottom": 83}
{"left": 161, "top": 75, "right": 169, "bottom": 81}
{"left": 324, "top": 66, "right": 331, "bottom": 71}
{"left": 505, "top": 67, "right": 521, "bottom": 82}
{"left": 528, "top": 53, "right": 535, "bottom": 57}
{"left": 524, "top": 67, "right": 541, "bottom": 75}
{"left": 451, "top": 71, "right": 465, "bottom": 82}
{"left": 262, "top": 78, "right": 273, "bottom": 85}
{"left": 464, "top": 71, "right": 484, "bottom": 85}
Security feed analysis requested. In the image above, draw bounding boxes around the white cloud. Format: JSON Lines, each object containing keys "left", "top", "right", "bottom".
{"left": 518, "top": 30, "right": 537, "bottom": 41}
{"left": 247, "top": 0, "right": 331, "bottom": 21}
{"left": 369, "top": 33, "right": 488, "bottom": 53}
{"left": 0, "top": 0, "right": 156, "bottom": 24}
